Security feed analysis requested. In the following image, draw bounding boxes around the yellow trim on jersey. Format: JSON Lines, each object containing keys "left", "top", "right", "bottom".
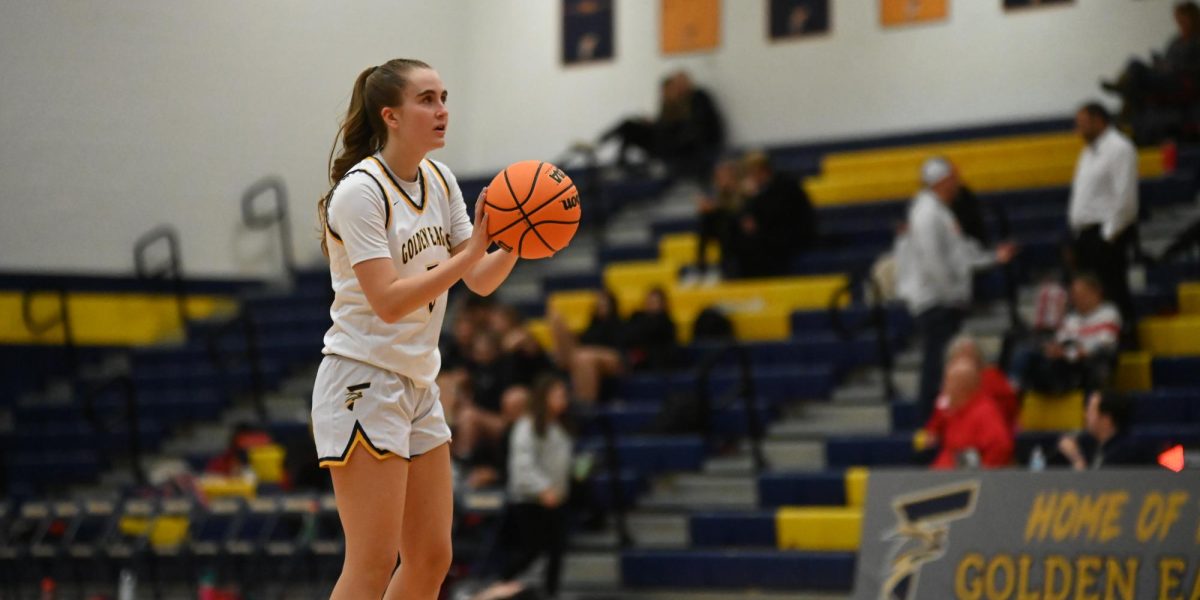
{"left": 424, "top": 159, "right": 451, "bottom": 197}
{"left": 368, "top": 156, "right": 427, "bottom": 214}
{"left": 318, "top": 426, "right": 398, "bottom": 468}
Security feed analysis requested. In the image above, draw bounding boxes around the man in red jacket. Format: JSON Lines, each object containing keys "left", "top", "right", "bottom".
{"left": 926, "top": 358, "right": 1014, "bottom": 469}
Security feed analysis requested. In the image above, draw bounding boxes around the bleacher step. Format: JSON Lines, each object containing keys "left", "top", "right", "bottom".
{"left": 761, "top": 439, "right": 825, "bottom": 470}
{"left": 769, "top": 404, "right": 890, "bottom": 438}
{"left": 573, "top": 513, "right": 689, "bottom": 550}
{"left": 561, "top": 551, "right": 621, "bottom": 588}
{"left": 640, "top": 474, "right": 757, "bottom": 510}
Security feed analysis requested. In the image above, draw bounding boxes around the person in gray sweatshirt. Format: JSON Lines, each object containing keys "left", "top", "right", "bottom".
{"left": 502, "top": 374, "right": 574, "bottom": 597}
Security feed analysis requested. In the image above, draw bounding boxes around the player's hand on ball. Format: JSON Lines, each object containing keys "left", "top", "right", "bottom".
{"left": 466, "top": 193, "right": 491, "bottom": 259}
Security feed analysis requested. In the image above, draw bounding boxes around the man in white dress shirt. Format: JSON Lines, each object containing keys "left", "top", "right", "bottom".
{"left": 897, "top": 157, "right": 1015, "bottom": 420}
{"left": 1068, "top": 102, "right": 1139, "bottom": 328}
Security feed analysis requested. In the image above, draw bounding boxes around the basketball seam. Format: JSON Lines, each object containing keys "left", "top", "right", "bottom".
{"left": 506, "top": 162, "right": 556, "bottom": 252}
{"left": 520, "top": 218, "right": 580, "bottom": 254}
{"left": 487, "top": 184, "right": 577, "bottom": 238}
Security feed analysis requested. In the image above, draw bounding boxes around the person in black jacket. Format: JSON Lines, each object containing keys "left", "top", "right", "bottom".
{"left": 1056, "top": 391, "right": 1148, "bottom": 469}
{"left": 623, "top": 287, "right": 679, "bottom": 372}
{"left": 599, "top": 70, "right": 725, "bottom": 181}
{"left": 731, "top": 151, "right": 817, "bottom": 278}
{"left": 951, "top": 185, "right": 990, "bottom": 246}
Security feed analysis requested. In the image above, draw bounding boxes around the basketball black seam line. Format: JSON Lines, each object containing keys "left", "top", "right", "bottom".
{"left": 487, "top": 184, "right": 577, "bottom": 238}
{"left": 517, "top": 219, "right": 579, "bottom": 254}
{"left": 483, "top": 181, "right": 575, "bottom": 213}
{"left": 507, "top": 162, "right": 555, "bottom": 251}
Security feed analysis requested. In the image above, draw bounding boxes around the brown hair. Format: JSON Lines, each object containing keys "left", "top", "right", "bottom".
{"left": 529, "top": 374, "right": 567, "bottom": 438}
{"left": 318, "top": 58, "right": 431, "bottom": 256}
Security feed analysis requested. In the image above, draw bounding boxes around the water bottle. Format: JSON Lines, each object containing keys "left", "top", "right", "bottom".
{"left": 1030, "top": 445, "right": 1046, "bottom": 472}
{"left": 118, "top": 568, "right": 137, "bottom": 600}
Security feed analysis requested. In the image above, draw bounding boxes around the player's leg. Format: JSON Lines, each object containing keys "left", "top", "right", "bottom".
{"left": 385, "top": 442, "right": 454, "bottom": 600}
{"left": 328, "top": 451, "right": 409, "bottom": 600}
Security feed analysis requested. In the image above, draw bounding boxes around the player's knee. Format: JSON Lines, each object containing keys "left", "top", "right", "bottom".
{"left": 346, "top": 551, "right": 398, "bottom": 592}
{"left": 406, "top": 534, "right": 452, "bottom": 579}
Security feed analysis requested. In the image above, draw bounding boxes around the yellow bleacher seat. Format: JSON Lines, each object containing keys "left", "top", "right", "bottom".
{"left": 0, "top": 292, "right": 236, "bottom": 346}
{"left": 545, "top": 289, "right": 598, "bottom": 331}
{"left": 1139, "top": 315, "right": 1200, "bottom": 356}
{"left": 1180, "top": 283, "right": 1200, "bottom": 314}
{"left": 820, "top": 133, "right": 1082, "bottom": 176}
{"left": 602, "top": 261, "right": 677, "bottom": 315}
{"left": 1115, "top": 351, "right": 1152, "bottom": 392}
{"left": 845, "top": 467, "right": 868, "bottom": 508}
{"left": 659, "top": 233, "right": 719, "bottom": 270}
{"left": 776, "top": 506, "right": 862, "bottom": 551}
{"left": 149, "top": 515, "right": 190, "bottom": 549}
{"left": 198, "top": 475, "right": 257, "bottom": 500}
{"left": 1019, "top": 390, "right": 1085, "bottom": 432}
{"left": 806, "top": 146, "right": 1162, "bottom": 207}
{"left": 248, "top": 443, "right": 286, "bottom": 484}
{"left": 670, "top": 275, "right": 847, "bottom": 343}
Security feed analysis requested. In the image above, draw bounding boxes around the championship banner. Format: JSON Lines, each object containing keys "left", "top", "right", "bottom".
{"left": 852, "top": 470, "right": 1200, "bottom": 600}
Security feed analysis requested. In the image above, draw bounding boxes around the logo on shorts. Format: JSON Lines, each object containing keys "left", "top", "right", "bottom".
{"left": 345, "top": 382, "right": 370, "bottom": 411}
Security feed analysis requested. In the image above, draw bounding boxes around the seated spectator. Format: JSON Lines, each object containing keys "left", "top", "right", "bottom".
{"left": 205, "top": 423, "right": 272, "bottom": 477}
{"left": 1102, "top": 2, "right": 1200, "bottom": 123}
{"left": 598, "top": 70, "right": 725, "bottom": 181}
{"left": 550, "top": 290, "right": 625, "bottom": 403}
{"left": 500, "top": 374, "right": 574, "bottom": 598}
{"left": 684, "top": 155, "right": 744, "bottom": 286}
{"left": 730, "top": 151, "right": 817, "bottom": 278}
{"left": 925, "top": 358, "right": 1014, "bottom": 470}
{"left": 623, "top": 287, "right": 679, "bottom": 372}
{"left": 454, "top": 331, "right": 529, "bottom": 463}
{"left": 490, "top": 304, "right": 555, "bottom": 387}
{"left": 1019, "top": 273, "right": 1121, "bottom": 394}
{"left": 460, "top": 382, "right": 527, "bottom": 491}
{"left": 926, "top": 336, "right": 1019, "bottom": 435}
{"left": 1056, "top": 391, "right": 1147, "bottom": 469}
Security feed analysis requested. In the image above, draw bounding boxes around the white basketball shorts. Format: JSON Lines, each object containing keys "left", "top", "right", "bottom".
{"left": 312, "top": 354, "right": 451, "bottom": 468}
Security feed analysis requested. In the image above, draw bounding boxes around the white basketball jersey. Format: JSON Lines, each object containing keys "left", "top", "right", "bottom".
{"left": 322, "top": 154, "right": 473, "bottom": 388}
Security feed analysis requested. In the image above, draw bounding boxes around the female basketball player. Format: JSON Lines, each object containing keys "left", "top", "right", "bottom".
{"left": 314, "top": 58, "right": 518, "bottom": 600}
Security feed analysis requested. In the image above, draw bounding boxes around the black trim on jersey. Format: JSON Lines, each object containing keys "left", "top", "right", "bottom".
{"left": 370, "top": 156, "right": 426, "bottom": 212}
{"left": 327, "top": 169, "right": 391, "bottom": 240}
{"left": 425, "top": 159, "right": 451, "bottom": 197}
{"left": 317, "top": 420, "right": 398, "bottom": 466}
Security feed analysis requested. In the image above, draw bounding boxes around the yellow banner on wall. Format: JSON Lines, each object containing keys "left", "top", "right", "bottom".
{"left": 880, "top": 0, "right": 948, "bottom": 27}
{"left": 661, "top": 0, "right": 720, "bottom": 54}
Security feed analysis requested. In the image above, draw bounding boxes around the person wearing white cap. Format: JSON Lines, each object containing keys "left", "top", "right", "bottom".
{"left": 897, "top": 157, "right": 1016, "bottom": 420}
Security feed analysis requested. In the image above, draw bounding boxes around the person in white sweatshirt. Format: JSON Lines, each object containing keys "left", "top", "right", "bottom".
{"left": 503, "top": 374, "right": 574, "bottom": 597}
{"left": 897, "top": 157, "right": 1016, "bottom": 421}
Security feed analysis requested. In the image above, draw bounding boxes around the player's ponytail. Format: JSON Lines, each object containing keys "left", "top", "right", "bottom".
{"left": 318, "top": 59, "right": 431, "bottom": 256}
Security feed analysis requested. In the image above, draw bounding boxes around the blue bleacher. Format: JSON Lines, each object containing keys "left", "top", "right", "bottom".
{"left": 622, "top": 549, "right": 856, "bottom": 591}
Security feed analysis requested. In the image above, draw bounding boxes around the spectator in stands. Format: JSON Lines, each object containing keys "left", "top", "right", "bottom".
{"left": 1019, "top": 273, "right": 1122, "bottom": 394}
{"left": 1068, "top": 102, "right": 1138, "bottom": 330}
{"left": 490, "top": 304, "right": 555, "bottom": 387}
{"left": 460, "top": 381, "right": 527, "bottom": 490}
{"left": 205, "top": 423, "right": 272, "bottom": 478}
{"left": 896, "top": 157, "right": 1015, "bottom": 421}
{"left": 502, "top": 374, "right": 574, "bottom": 597}
{"left": 550, "top": 289, "right": 625, "bottom": 403}
{"left": 951, "top": 185, "right": 990, "bottom": 247}
{"left": 623, "top": 287, "right": 679, "bottom": 372}
{"left": 598, "top": 70, "right": 725, "bottom": 181}
{"left": 453, "top": 331, "right": 530, "bottom": 465}
{"left": 1102, "top": 2, "right": 1200, "bottom": 119}
{"left": 926, "top": 358, "right": 1014, "bottom": 470}
{"left": 685, "top": 155, "right": 744, "bottom": 286}
{"left": 1056, "top": 391, "right": 1147, "bottom": 469}
{"left": 926, "top": 336, "right": 1019, "bottom": 435}
{"left": 730, "top": 151, "right": 817, "bottom": 278}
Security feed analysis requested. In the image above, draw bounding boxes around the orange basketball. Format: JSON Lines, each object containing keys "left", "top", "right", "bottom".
{"left": 483, "top": 160, "right": 580, "bottom": 259}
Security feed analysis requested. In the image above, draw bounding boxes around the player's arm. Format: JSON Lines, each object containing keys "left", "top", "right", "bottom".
{"left": 353, "top": 200, "right": 491, "bottom": 323}
{"left": 454, "top": 187, "right": 518, "bottom": 296}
